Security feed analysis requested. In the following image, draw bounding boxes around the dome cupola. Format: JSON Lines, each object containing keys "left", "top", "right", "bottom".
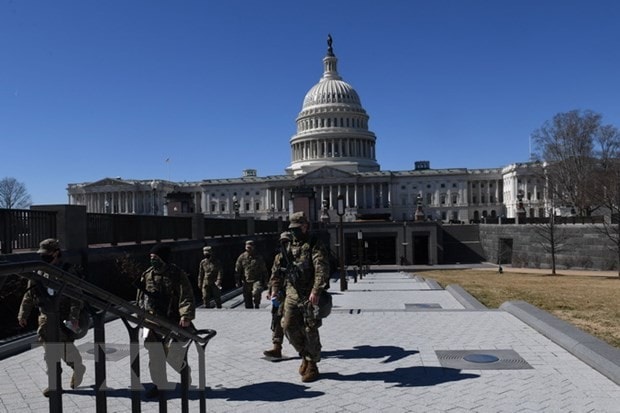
{"left": 287, "top": 35, "right": 380, "bottom": 175}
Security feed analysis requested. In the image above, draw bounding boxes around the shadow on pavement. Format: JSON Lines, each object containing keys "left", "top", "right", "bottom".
{"left": 70, "top": 381, "right": 324, "bottom": 402}
{"left": 322, "top": 345, "right": 419, "bottom": 363}
{"left": 321, "top": 366, "right": 479, "bottom": 387}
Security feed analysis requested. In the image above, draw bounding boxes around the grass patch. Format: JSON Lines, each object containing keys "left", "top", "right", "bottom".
{"left": 416, "top": 269, "right": 620, "bottom": 349}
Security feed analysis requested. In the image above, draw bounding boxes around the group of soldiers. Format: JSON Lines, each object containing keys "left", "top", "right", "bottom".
{"left": 198, "top": 211, "right": 329, "bottom": 382}
{"left": 17, "top": 211, "right": 330, "bottom": 398}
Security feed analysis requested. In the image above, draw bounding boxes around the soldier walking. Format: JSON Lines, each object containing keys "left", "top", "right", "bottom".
{"left": 198, "top": 246, "right": 223, "bottom": 308}
{"left": 279, "top": 212, "right": 329, "bottom": 382}
{"left": 263, "top": 231, "right": 291, "bottom": 358}
{"left": 17, "top": 238, "right": 87, "bottom": 397}
{"left": 137, "top": 244, "right": 196, "bottom": 398}
{"left": 234, "top": 240, "right": 268, "bottom": 309}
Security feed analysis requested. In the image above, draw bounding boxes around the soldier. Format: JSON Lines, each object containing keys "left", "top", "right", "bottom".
{"left": 198, "top": 246, "right": 223, "bottom": 308}
{"left": 17, "top": 238, "right": 87, "bottom": 397}
{"left": 263, "top": 231, "right": 291, "bottom": 358}
{"left": 137, "top": 244, "right": 195, "bottom": 398}
{"left": 280, "top": 212, "right": 329, "bottom": 382}
{"left": 234, "top": 240, "right": 268, "bottom": 309}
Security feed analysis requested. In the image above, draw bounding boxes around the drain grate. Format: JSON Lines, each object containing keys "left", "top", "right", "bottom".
{"left": 435, "top": 349, "right": 532, "bottom": 370}
{"left": 405, "top": 303, "right": 442, "bottom": 310}
{"left": 77, "top": 343, "right": 132, "bottom": 362}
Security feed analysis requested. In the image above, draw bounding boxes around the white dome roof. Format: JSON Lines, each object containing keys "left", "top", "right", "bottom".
{"left": 302, "top": 78, "right": 362, "bottom": 108}
{"left": 287, "top": 36, "right": 380, "bottom": 176}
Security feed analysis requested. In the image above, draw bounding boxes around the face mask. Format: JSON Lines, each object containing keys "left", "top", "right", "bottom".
{"left": 290, "top": 227, "right": 303, "bottom": 240}
{"left": 41, "top": 254, "right": 54, "bottom": 263}
{"left": 204, "top": 253, "right": 211, "bottom": 258}
{"left": 150, "top": 258, "right": 163, "bottom": 269}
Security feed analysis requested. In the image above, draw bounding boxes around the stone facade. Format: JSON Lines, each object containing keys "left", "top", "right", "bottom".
{"left": 480, "top": 224, "right": 618, "bottom": 271}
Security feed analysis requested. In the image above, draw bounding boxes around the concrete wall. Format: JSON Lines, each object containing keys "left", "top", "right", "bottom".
{"left": 479, "top": 224, "right": 618, "bottom": 271}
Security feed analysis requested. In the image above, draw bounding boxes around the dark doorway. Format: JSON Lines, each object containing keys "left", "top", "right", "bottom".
{"left": 412, "top": 235, "right": 429, "bottom": 265}
{"left": 345, "top": 235, "right": 396, "bottom": 265}
{"left": 498, "top": 238, "right": 513, "bottom": 265}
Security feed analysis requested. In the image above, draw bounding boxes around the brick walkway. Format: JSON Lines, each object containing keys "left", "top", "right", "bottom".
{"left": 1, "top": 271, "right": 619, "bottom": 412}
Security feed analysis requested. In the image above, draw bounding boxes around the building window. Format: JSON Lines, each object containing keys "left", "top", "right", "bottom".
{"left": 255, "top": 202, "right": 260, "bottom": 210}
{"left": 211, "top": 203, "right": 216, "bottom": 213}
{"left": 441, "top": 183, "right": 445, "bottom": 188}
{"left": 440, "top": 194, "right": 446, "bottom": 204}
{"left": 452, "top": 194, "right": 458, "bottom": 204}
{"left": 245, "top": 203, "right": 250, "bottom": 211}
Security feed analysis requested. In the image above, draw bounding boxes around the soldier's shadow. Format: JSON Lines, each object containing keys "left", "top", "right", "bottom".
{"left": 70, "top": 382, "right": 324, "bottom": 402}
{"left": 321, "top": 366, "right": 479, "bottom": 387}
{"left": 322, "top": 345, "right": 419, "bottom": 363}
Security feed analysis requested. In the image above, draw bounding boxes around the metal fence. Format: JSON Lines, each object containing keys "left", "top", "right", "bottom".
{"left": 87, "top": 213, "right": 192, "bottom": 245}
{"left": 0, "top": 209, "right": 57, "bottom": 254}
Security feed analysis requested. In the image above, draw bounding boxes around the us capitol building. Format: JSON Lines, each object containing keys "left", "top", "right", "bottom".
{"left": 67, "top": 37, "right": 547, "bottom": 223}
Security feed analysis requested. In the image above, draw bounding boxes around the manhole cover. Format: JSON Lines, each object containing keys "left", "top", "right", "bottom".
{"left": 77, "top": 343, "right": 132, "bottom": 362}
{"left": 463, "top": 353, "right": 499, "bottom": 363}
{"left": 436, "top": 349, "right": 532, "bottom": 370}
{"left": 86, "top": 347, "right": 118, "bottom": 355}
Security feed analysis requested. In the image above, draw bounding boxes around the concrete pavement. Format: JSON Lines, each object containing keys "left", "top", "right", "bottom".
{"left": 1, "top": 270, "right": 619, "bottom": 412}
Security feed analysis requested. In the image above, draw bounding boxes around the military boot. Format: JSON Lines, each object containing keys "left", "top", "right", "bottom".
{"left": 298, "top": 358, "right": 309, "bottom": 375}
{"left": 301, "top": 361, "right": 319, "bottom": 382}
{"left": 263, "top": 343, "right": 282, "bottom": 358}
{"left": 70, "top": 364, "right": 86, "bottom": 389}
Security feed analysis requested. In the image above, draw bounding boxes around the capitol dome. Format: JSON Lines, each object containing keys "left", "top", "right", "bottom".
{"left": 287, "top": 36, "right": 380, "bottom": 176}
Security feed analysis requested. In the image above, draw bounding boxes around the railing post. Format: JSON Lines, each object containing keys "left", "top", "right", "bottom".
{"left": 42, "top": 294, "right": 63, "bottom": 413}
{"left": 92, "top": 309, "right": 108, "bottom": 413}
{"left": 192, "top": 214, "right": 205, "bottom": 241}
{"left": 120, "top": 318, "right": 142, "bottom": 413}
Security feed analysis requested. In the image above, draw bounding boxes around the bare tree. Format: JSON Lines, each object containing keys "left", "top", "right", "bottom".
{"left": 532, "top": 210, "right": 570, "bottom": 275}
{"left": 531, "top": 110, "right": 610, "bottom": 216}
{"left": 0, "top": 177, "right": 32, "bottom": 209}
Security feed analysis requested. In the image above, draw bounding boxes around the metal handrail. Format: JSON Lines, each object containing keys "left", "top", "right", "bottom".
{"left": 0, "top": 261, "right": 217, "bottom": 413}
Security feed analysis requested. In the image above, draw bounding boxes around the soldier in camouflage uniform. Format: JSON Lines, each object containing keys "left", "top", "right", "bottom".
{"left": 137, "top": 244, "right": 195, "bottom": 398}
{"left": 198, "top": 246, "right": 223, "bottom": 308}
{"left": 263, "top": 231, "right": 291, "bottom": 358}
{"left": 279, "top": 212, "right": 329, "bottom": 382}
{"left": 234, "top": 240, "right": 268, "bottom": 309}
{"left": 17, "top": 238, "right": 87, "bottom": 397}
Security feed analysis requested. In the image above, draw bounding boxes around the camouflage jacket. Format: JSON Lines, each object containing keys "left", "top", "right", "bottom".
{"left": 198, "top": 256, "right": 223, "bottom": 288}
{"left": 18, "top": 262, "right": 83, "bottom": 323}
{"left": 274, "top": 235, "right": 328, "bottom": 298}
{"left": 137, "top": 263, "right": 195, "bottom": 322}
{"left": 234, "top": 251, "right": 268, "bottom": 285}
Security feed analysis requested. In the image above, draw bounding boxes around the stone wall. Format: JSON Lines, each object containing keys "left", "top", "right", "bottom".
{"left": 479, "top": 224, "right": 618, "bottom": 271}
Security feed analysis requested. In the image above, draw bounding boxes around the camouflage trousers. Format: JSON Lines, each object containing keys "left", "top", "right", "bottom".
{"left": 242, "top": 280, "right": 263, "bottom": 309}
{"left": 201, "top": 282, "right": 222, "bottom": 308}
{"left": 144, "top": 329, "right": 190, "bottom": 389}
{"left": 281, "top": 295, "right": 321, "bottom": 362}
{"left": 38, "top": 315, "right": 84, "bottom": 371}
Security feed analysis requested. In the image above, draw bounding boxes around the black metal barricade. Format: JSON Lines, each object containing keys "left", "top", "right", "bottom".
{"left": 0, "top": 261, "right": 217, "bottom": 413}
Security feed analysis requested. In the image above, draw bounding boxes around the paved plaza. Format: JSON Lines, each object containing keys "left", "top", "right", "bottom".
{"left": 1, "top": 270, "right": 619, "bottom": 412}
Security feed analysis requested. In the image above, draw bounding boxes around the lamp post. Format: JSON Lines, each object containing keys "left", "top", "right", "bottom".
{"left": 232, "top": 195, "right": 240, "bottom": 219}
{"left": 356, "top": 229, "right": 363, "bottom": 282}
{"left": 401, "top": 220, "right": 408, "bottom": 266}
{"left": 336, "top": 194, "right": 347, "bottom": 291}
{"left": 150, "top": 180, "right": 157, "bottom": 216}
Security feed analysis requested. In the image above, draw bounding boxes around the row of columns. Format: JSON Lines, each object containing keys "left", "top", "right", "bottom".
{"left": 291, "top": 138, "right": 375, "bottom": 161}
{"left": 71, "top": 190, "right": 158, "bottom": 215}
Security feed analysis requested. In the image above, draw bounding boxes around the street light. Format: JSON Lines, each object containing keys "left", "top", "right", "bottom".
{"left": 150, "top": 180, "right": 157, "bottom": 215}
{"left": 356, "top": 229, "right": 363, "bottom": 282}
{"left": 401, "top": 220, "right": 408, "bottom": 266}
{"left": 336, "top": 194, "right": 347, "bottom": 291}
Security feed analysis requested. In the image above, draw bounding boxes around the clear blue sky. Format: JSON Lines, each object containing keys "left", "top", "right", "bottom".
{"left": 2, "top": 0, "right": 619, "bottom": 205}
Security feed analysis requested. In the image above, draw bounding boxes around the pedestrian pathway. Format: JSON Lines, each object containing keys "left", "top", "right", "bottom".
{"left": 1, "top": 271, "right": 619, "bottom": 412}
